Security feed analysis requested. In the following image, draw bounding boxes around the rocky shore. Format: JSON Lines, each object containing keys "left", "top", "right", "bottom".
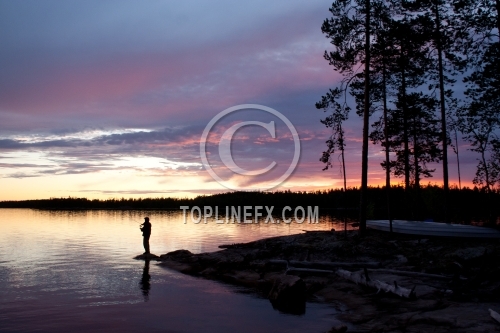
{"left": 138, "top": 229, "right": 500, "bottom": 332}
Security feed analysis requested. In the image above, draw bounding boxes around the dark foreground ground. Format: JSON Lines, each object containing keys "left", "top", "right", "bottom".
{"left": 137, "top": 229, "right": 500, "bottom": 333}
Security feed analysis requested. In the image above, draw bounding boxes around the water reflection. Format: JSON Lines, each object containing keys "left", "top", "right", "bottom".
{"left": 139, "top": 259, "right": 151, "bottom": 302}
{"left": 0, "top": 209, "right": 346, "bottom": 332}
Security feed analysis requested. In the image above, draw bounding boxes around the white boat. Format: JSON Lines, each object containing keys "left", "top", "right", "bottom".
{"left": 367, "top": 219, "right": 500, "bottom": 238}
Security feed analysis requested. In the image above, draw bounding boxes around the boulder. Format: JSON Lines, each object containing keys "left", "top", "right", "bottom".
{"left": 203, "top": 251, "right": 245, "bottom": 265}
{"left": 327, "top": 324, "right": 348, "bottom": 333}
{"left": 449, "top": 247, "right": 486, "bottom": 261}
{"left": 268, "top": 275, "right": 306, "bottom": 304}
{"left": 161, "top": 249, "right": 193, "bottom": 258}
{"left": 395, "top": 254, "right": 408, "bottom": 263}
{"left": 134, "top": 253, "right": 160, "bottom": 260}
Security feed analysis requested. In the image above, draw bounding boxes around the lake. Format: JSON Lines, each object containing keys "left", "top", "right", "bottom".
{"left": 0, "top": 208, "right": 348, "bottom": 332}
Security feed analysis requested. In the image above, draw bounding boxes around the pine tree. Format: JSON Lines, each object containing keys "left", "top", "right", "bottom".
{"left": 408, "top": 0, "right": 469, "bottom": 221}
{"left": 456, "top": 43, "right": 500, "bottom": 223}
{"left": 320, "top": 0, "right": 376, "bottom": 233}
{"left": 316, "top": 88, "right": 349, "bottom": 191}
{"left": 454, "top": 0, "right": 499, "bottom": 223}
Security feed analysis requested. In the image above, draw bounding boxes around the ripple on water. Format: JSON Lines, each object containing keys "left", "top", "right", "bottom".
{"left": 0, "top": 209, "right": 346, "bottom": 333}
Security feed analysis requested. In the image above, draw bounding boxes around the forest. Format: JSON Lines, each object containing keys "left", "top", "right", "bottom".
{"left": 0, "top": 186, "right": 498, "bottom": 223}
{"left": 316, "top": 0, "right": 500, "bottom": 229}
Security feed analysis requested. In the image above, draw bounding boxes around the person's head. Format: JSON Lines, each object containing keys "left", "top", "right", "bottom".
{"left": 144, "top": 217, "right": 149, "bottom": 222}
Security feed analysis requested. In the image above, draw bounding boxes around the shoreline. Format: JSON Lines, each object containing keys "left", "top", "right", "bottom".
{"left": 140, "top": 229, "right": 500, "bottom": 332}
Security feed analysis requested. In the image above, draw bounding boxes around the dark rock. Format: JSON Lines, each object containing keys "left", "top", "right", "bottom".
{"left": 158, "top": 259, "right": 200, "bottom": 274}
{"left": 134, "top": 253, "right": 160, "bottom": 260}
{"left": 207, "top": 251, "right": 245, "bottom": 265}
{"left": 268, "top": 275, "right": 306, "bottom": 314}
{"left": 268, "top": 275, "right": 306, "bottom": 301}
{"left": 448, "top": 247, "right": 486, "bottom": 261}
{"left": 327, "top": 324, "right": 348, "bottom": 333}
{"left": 220, "top": 270, "right": 261, "bottom": 286}
{"left": 161, "top": 249, "right": 193, "bottom": 258}
{"left": 199, "top": 267, "right": 218, "bottom": 276}
{"left": 395, "top": 254, "right": 408, "bottom": 263}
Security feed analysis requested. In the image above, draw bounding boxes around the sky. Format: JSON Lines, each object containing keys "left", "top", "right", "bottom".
{"left": 0, "top": 0, "right": 475, "bottom": 200}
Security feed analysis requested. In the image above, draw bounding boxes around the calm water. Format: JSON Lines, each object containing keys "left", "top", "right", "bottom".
{"left": 0, "top": 209, "right": 347, "bottom": 333}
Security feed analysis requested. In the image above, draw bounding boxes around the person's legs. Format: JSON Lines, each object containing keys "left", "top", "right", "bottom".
{"left": 143, "top": 235, "right": 150, "bottom": 254}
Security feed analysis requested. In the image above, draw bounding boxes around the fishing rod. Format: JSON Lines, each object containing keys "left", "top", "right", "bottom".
{"left": 133, "top": 217, "right": 152, "bottom": 227}
{"left": 131, "top": 218, "right": 145, "bottom": 226}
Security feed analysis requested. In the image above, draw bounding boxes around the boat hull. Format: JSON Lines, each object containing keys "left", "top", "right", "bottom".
{"left": 367, "top": 220, "right": 500, "bottom": 238}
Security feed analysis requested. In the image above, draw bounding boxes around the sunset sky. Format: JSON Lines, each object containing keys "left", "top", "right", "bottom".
{"left": 0, "top": 0, "right": 473, "bottom": 200}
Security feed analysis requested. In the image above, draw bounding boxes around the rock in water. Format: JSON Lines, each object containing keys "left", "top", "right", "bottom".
{"left": 134, "top": 253, "right": 160, "bottom": 260}
{"left": 160, "top": 249, "right": 193, "bottom": 259}
{"left": 268, "top": 275, "right": 306, "bottom": 314}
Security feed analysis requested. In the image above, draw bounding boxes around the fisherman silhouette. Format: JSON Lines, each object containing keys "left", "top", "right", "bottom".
{"left": 139, "top": 259, "right": 151, "bottom": 302}
{"left": 140, "top": 217, "right": 152, "bottom": 254}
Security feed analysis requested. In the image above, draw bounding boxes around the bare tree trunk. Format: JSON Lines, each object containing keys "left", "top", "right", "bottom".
{"left": 359, "top": 0, "right": 371, "bottom": 235}
{"left": 454, "top": 128, "right": 462, "bottom": 189}
{"left": 434, "top": 0, "right": 449, "bottom": 222}
{"left": 413, "top": 116, "right": 420, "bottom": 190}
{"left": 481, "top": 151, "right": 490, "bottom": 193}
{"left": 413, "top": 113, "right": 421, "bottom": 220}
{"left": 340, "top": 123, "right": 348, "bottom": 237}
{"left": 382, "top": 60, "right": 392, "bottom": 232}
{"left": 400, "top": 49, "right": 411, "bottom": 221}
{"left": 340, "top": 124, "right": 347, "bottom": 192}
{"left": 336, "top": 269, "right": 417, "bottom": 299}
{"left": 401, "top": 52, "right": 410, "bottom": 190}
{"left": 479, "top": 135, "right": 494, "bottom": 224}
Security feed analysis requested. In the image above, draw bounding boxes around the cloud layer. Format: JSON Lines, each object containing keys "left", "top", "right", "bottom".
{"left": 0, "top": 0, "right": 475, "bottom": 199}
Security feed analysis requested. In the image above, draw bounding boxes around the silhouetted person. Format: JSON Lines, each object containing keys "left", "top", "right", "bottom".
{"left": 139, "top": 259, "right": 151, "bottom": 302}
{"left": 140, "top": 217, "right": 152, "bottom": 254}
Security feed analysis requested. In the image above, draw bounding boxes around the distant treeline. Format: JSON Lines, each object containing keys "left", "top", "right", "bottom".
{"left": 1, "top": 185, "right": 498, "bottom": 224}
